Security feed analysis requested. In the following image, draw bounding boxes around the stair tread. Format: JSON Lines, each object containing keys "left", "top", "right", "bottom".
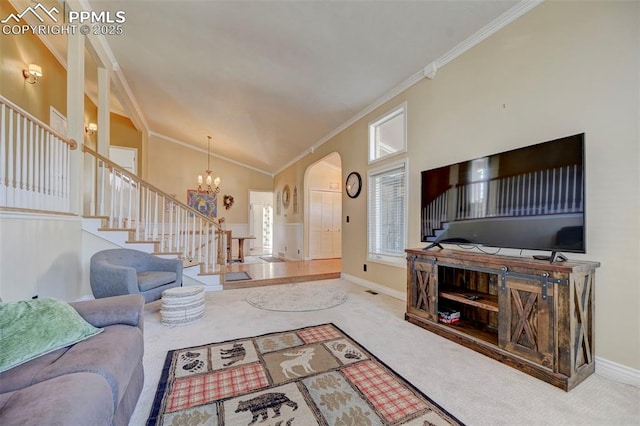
{"left": 98, "top": 227, "right": 136, "bottom": 232}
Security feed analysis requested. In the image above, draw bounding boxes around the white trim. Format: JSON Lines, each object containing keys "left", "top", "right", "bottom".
{"left": 595, "top": 356, "right": 640, "bottom": 388}
{"left": 0, "top": 211, "right": 80, "bottom": 221}
{"left": 367, "top": 158, "right": 409, "bottom": 264}
{"left": 368, "top": 102, "right": 407, "bottom": 165}
{"left": 367, "top": 255, "right": 406, "bottom": 269}
{"left": 431, "top": 0, "right": 543, "bottom": 74}
{"left": 149, "top": 131, "right": 273, "bottom": 177}
{"left": 341, "top": 273, "right": 406, "bottom": 302}
{"left": 279, "top": 0, "right": 542, "bottom": 175}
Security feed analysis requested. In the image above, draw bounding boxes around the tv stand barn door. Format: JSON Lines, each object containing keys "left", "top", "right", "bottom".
{"left": 405, "top": 248, "right": 599, "bottom": 391}
{"left": 498, "top": 275, "right": 555, "bottom": 368}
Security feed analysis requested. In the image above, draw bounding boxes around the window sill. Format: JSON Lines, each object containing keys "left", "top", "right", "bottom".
{"left": 367, "top": 254, "right": 406, "bottom": 269}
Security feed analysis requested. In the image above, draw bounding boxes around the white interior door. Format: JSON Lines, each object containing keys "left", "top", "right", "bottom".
{"left": 250, "top": 203, "right": 265, "bottom": 251}
{"left": 249, "top": 191, "right": 273, "bottom": 254}
{"left": 50, "top": 107, "right": 67, "bottom": 136}
{"left": 309, "top": 190, "right": 341, "bottom": 259}
{"left": 109, "top": 147, "right": 137, "bottom": 175}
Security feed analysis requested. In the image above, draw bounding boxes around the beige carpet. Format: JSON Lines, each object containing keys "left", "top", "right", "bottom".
{"left": 131, "top": 278, "right": 640, "bottom": 425}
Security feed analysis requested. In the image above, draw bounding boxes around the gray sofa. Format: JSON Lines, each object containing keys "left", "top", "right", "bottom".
{"left": 0, "top": 295, "right": 145, "bottom": 426}
{"left": 91, "top": 248, "right": 183, "bottom": 303}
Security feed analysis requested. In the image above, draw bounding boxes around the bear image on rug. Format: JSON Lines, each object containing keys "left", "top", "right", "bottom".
{"left": 147, "top": 323, "right": 464, "bottom": 425}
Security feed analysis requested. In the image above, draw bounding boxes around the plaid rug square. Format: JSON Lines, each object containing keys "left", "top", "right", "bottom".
{"left": 147, "top": 323, "right": 463, "bottom": 425}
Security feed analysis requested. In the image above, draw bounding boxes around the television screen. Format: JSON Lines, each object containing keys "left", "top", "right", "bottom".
{"left": 421, "top": 133, "right": 585, "bottom": 256}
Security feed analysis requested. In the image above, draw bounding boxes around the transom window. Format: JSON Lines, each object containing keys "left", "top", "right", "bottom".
{"left": 369, "top": 103, "right": 406, "bottom": 163}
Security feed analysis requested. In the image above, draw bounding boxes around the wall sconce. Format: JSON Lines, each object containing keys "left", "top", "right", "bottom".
{"left": 85, "top": 123, "right": 98, "bottom": 135}
{"left": 23, "top": 64, "right": 43, "bottom": 84}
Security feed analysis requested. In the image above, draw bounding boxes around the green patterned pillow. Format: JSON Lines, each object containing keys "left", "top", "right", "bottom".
{"left": 0, "top": 298, "right": 103, "bottom": 373}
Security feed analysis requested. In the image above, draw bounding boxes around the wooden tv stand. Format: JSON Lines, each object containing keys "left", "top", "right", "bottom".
{"left": 405, "top": 248, "right": 600, "bottom": 391}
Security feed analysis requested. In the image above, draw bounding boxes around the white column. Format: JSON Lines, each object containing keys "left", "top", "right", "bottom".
{"left": 97, "top": 67, "right": 110, "bottom": 157}
{"left": 67, "top": 30, "right": 85, "bottom": 215}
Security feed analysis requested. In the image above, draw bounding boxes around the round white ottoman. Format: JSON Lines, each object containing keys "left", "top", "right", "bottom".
{"left": 160, "top": 285, "right": 205, "bottom": 326}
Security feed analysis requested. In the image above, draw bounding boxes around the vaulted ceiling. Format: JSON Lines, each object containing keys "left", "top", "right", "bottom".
{"left": 23, "top": 0, "right": 530, "bottom": 174}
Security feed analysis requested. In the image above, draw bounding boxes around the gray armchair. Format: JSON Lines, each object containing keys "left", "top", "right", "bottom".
{"left": 90, "top": 249, "right": 183, "bottom": 303}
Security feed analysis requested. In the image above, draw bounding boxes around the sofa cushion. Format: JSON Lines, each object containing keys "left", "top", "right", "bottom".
{"left": 31, "top": 324, "right": 144, "bottom": 410}
{"left": 0, "top": 298, "right": 103, "bottom": 373}
{"left": 137, "top": 271, "right": 177, "bottom": 291}
{"left": 0, "top": 372, "right": 114, "bottom": 426}
{"left": 0, "top": 347, "right": 68, "bottom": 394}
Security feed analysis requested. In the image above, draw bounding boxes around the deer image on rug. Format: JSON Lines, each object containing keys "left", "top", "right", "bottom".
{"left": 147, "top": 324, "right": 464, "bottom": 425}
{"left": 220, "top": 343, "right": 246, "bottom": 367}
{"left": 280, "top": 347, "right": 315, "bottom": 378}
{"left": 235, "top": 392, "right": 298, "bottom": 425}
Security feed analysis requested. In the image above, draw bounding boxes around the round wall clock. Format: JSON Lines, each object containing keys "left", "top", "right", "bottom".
{"left": 345, "top": 172, "right": 362, "bottom": 198}
{"left": 282, "top": 184, "right": 291, "bottom": 208}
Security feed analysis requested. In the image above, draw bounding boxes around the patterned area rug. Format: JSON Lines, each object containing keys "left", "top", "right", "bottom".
{"left": 225, "top": 271, "right": 252, "bottom": 282}
{"left": 246, "top": 284, "right": 348, "bottom": 312}
{"left": 147, "top": 323, "right": 463, "bottom": 425}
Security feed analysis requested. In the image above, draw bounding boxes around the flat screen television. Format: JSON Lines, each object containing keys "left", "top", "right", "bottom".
{"left": 421, "top": 133, "right": 585, "bottom": 261}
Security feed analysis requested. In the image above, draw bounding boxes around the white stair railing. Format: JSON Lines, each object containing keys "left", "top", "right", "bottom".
{"left": 0, "top": 95, "right": 77, "bottom": 213}
{"left": 83, "top": 146, "right": 224, "bottom": 273}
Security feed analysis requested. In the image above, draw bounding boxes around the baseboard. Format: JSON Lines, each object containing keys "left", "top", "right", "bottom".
{"left": 341, "top": 273, "right": 406, "bottom": 302}
{"left": 340, "top": 273, "right": 639, "bottom": 388}
{"left": 596, "top": 356, "right": 640, "bottom": 388}
{"left": 74, "top": 294, "right": 95, "bottom": 302}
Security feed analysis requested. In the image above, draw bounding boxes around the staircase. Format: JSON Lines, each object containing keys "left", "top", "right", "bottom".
{"left": 1, "top": 95, "right": 228, "bottom": 292}
{"left": 82, "top": 146, "right": 228, "bottom": 291}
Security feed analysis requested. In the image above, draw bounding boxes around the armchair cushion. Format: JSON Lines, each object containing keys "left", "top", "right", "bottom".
{"left": 137, "top": 271, "right": 177, "bottom": 292}
{"left": 0, "top": 298, "right": 102, "bottom": 373}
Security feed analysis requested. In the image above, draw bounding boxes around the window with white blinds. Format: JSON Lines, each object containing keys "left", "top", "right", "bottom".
{"left": 368, "top": 159, "right": 407, "bottom": 265}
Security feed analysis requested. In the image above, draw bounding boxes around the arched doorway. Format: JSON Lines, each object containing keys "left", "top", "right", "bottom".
{"left": 304, "top": 152, "right": 342, "bottom": 260}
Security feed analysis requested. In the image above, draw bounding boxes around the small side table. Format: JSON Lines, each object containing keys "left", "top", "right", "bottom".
{"left": 160, "top": 285, "right": 205, "bottom": 326}
{"left": 232, "top": 236, "right": 256, "bottom": 262}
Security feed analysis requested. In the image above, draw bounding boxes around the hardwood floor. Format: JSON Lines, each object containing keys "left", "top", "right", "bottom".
{"left": 222, "top": 257, "right": 341, "bottom": 289}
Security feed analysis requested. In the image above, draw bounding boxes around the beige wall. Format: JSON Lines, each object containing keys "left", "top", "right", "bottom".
{"left": 0, "top": 216, "right": 83, "bottom": 302}
{"left": 0, "top": 3, "right": 66, "bottom": 123}
{"left": 110, "top": 113, "right": 143, "bottom": 175}
{"left": 147, "top": 134, "right": 273, "bottom": 224}
{"left": 0, "top": 2, "right": 141, "bottom": 164}
{"left": 276, "top": 1, "right": 639, "bottom": 369}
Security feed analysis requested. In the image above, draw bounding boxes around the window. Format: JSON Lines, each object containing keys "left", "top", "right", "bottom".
{"left": 369, "top": 103, "right": 406, "bottom": 163}
{"left": 368, "top": 159, "right": 407, "bottom": 265}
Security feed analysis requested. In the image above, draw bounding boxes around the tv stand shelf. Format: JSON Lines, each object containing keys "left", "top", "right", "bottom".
{"left": 405, "top": 248, "right": 600, "bottom": 391}
{"left": 439, "top": 287, "right": 499, "bottom": 312}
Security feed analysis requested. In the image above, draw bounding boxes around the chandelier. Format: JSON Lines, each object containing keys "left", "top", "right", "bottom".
{"left": 197, "top": 136, "right": 220, "bottom": 194}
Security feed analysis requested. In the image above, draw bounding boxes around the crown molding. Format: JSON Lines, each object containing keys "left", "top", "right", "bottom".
{"left": 149, "top": 131, "right": 273, "bottom": 177}
{"left": 432, "top": 0, "right": 543, "bottom": 71}
{"left": 278, "top": 0, "right": 543, "bottom": 176}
